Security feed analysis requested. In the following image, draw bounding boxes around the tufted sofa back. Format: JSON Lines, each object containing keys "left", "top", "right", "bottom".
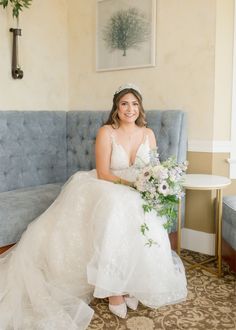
{"left": 0, "top": 110, "right": 187, "bottom": 193}
{"left": 67, "top": 111, "right": 108, "bottom": 177}
{"left": 146, "top": 110, "right": 187, "bottom": 163}
{"left": 66, "top": 110, "right": 187, "bottom": 177}
{"left": 0, "top": 111, "right": 67, "bottom": 193}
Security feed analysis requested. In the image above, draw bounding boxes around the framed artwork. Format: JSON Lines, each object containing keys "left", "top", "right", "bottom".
{"left": 96, "top": 0, "right": 156, "bottom": 71}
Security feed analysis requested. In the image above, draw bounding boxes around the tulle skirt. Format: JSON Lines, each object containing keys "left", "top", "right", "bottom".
{"left": 0, "top": 170, "right": 187, "bottom": 329}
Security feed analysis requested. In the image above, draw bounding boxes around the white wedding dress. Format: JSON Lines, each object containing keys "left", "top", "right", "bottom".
{"left": 0, "top": 134, "right": 187, "bottom": 330}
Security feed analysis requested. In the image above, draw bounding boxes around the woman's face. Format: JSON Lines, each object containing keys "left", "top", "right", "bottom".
{"left": 117, "top": 93, "right": 140, "bottom": 124}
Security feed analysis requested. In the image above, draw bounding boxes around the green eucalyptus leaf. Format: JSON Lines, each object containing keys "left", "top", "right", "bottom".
{"left": 0, "top": 0, "right": 32, "bottom": 18}
{"left": 0, "top": 0, "right": 8, "bottom": 8}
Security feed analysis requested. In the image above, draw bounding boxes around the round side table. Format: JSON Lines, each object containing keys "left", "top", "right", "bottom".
{"left": 177, "top": 174, "right": 231, "bottom": 277}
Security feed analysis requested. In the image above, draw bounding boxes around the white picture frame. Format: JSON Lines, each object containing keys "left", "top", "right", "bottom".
{"left": 96, "top": 0, "right": 156, "bottom": 71}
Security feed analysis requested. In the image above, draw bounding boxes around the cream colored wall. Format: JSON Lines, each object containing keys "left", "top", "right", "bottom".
{"left": 0, "top": 0, "right": 69, "bottom": 110}
{"left": 213, "top": 0, "right": 234, "bottom": 140}
{"left": 68, "top": 0, "right": 216, "bottom": 141}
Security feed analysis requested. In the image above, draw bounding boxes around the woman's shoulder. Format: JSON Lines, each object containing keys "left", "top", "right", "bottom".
{"left": 102, "top": 124, "right": 114, "bottom": 130}
{"left": 97, "top": 125, "right": 114, "bottom": 140}
{"left": 144, "top": 127, "right": 157, "bottom": 147}
{"left": 145, "top": 127, "right": 155, "bottom": 137}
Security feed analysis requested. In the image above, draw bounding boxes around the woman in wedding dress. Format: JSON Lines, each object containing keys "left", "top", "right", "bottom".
{"left": 0, "top": 83, "right": 187, "bottom": 329}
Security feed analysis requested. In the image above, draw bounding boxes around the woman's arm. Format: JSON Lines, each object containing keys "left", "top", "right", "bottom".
{"left": 95, "top": 126, "right": 133, "bottom": 186}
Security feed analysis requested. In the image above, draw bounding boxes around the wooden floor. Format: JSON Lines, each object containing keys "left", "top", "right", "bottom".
{"left": 0, "top": 244, "right": 15, "bottom": 254}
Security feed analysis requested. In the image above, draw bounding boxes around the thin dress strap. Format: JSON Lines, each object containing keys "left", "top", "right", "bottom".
{"left": 104, "top": 125, "right": 115, "bottom": 145}
{"left": 142, "top": 127, "right": 149, "bottom": 145}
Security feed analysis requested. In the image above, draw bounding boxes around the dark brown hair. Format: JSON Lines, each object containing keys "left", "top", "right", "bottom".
{"left": 104, "top": 88, "right": 147, "bottom": 128}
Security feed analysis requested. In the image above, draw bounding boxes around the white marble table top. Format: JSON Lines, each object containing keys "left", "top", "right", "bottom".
{"left": 183, "top": 174, "right": 231, "bottom": 190}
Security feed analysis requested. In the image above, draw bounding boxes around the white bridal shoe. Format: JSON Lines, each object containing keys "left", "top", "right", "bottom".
{"left": 124, "top": 296, "right": 139, "bottom": 310}
{"left": 109, "top": 302, "right": 127, "bottom": 319}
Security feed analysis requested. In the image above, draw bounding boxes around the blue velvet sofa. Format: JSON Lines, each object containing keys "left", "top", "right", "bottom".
{"left": 0, "top": 110, "right": 187, "bottom": 249}
{"left": 222, "top": 196, "right": 236, "bottom": 272}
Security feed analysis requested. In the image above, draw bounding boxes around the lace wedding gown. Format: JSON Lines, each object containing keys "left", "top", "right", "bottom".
{"left": 0, "top": 135, "right": 187, "bottom": 330}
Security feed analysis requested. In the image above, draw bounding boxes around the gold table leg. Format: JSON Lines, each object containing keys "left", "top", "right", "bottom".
{"left": 217, "top": 189, "right": 223, "bottom": 277}
{"left": 215, "top": 190, "right": 219, "bottom": 258}
{"left": 179, "top": 189, "right": 223, "bottom": 277}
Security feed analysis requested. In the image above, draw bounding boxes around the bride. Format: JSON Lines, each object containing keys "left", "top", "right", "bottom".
{"left": 0, "top": 83, "right": 187, "bottom": 329}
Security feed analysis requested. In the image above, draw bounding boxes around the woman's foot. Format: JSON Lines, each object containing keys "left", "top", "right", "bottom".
{"left": 108, "top": 296, "right": 127, "bottom": 319}
{"left": 124, "top": 295, "right": 139, "bottom": 310}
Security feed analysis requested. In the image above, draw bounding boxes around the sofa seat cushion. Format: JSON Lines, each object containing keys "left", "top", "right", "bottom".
{"left": 223, "top": 195, "right": 236, "bottom": 250}
{"left": 0, "top": 183, "right": 62, "bottom": 246}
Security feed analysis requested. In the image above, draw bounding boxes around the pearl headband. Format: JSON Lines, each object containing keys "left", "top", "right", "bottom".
{"left": 114, "top": 83, "right": 142, "bottom": 96}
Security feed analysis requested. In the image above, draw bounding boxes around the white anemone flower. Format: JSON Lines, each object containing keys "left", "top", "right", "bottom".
{"left": 158, "top": 181, "right": 170, "bottom": 196}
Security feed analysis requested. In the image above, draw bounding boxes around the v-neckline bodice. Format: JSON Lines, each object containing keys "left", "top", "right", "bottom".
{"left": 113, "top": 139, "right": 147, "bottom": 167}
{"left": 110, "top": 134, "right": 150, "bottom": 170}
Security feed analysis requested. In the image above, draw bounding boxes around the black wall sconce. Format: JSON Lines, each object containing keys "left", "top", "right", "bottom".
{"left": 9, "top": 27, "right": 23, "bottom": 79}
{"left": 0, "top": 0, "right": 33, "bottom": 80}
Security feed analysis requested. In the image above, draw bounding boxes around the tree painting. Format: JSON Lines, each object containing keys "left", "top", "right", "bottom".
{"left": 103, "top": 7, "right": 150, "bottom": 56}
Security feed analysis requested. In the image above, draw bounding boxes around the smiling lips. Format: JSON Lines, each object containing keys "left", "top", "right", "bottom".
{"left": 124, "top": 113, "right": 136, "bottom": 117}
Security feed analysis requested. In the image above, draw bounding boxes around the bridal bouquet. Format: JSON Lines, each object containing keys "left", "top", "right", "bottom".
{"left": 135, "top": 150, "right": 188, "bottom": 246}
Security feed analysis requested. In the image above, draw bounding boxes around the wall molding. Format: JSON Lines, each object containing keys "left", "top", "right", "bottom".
{"left": 188, "top": 140, "right": 231, "bottom": 153}
{"left": 181, "top": 228, "right": 215, "bottom": 255}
